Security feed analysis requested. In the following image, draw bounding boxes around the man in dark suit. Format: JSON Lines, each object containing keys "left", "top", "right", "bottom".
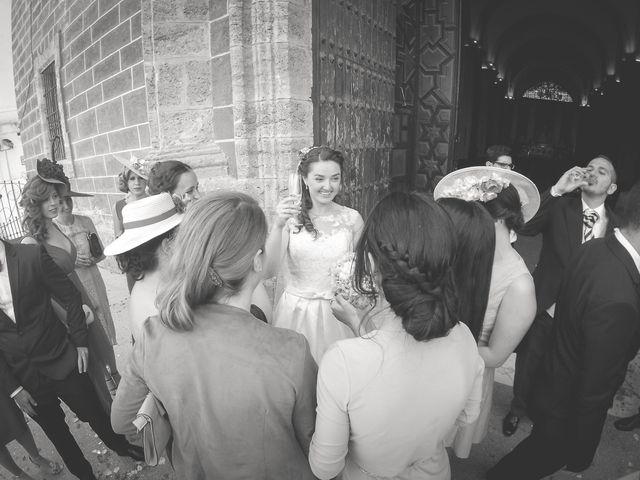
{"left": 0, "top": 240, "right": 142, "bottom": 480}
{"left": 488, "top": 181, "right": 640, "bottom": 480}
{"left": 503, "top": 155, "right": 618, "bottom": 435}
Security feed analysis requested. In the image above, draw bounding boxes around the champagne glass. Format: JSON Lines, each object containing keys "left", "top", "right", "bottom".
{"left": 288, "top": 172, "right": 302, "bottom": 225}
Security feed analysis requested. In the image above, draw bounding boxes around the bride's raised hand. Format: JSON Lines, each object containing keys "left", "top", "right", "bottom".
{"left": 274, "top": 195, "right": 301, "bottom": 228}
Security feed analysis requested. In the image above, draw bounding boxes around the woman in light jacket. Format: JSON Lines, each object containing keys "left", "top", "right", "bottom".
{"left": 111, "top": 192, "right": 318, "bottom": 480}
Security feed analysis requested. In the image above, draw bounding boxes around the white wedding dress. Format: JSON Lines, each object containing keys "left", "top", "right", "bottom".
{"left": 273, "top": 204, "right": 362, "bottom": 362}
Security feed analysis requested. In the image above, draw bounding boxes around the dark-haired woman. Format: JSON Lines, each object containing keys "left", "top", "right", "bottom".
{"left": 20, "top": 173, "right": 119, "bottom": 414}
{"left": 438, "top": 197, "right": 495, "bottom": 341}
{"left": 111, "top": 192, "right": 317, "bottom": 479}
{"left": 309, "top": 192, "right": 484, "bottom": 480}
{"left": 438, "top": 179, "right": 537, "bottom": 459}
{"left": 265, "top": 146, "right": 364, "bottom": 362}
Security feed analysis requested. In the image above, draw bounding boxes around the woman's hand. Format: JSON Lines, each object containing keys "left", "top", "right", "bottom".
{"left": 331, "top": 295, "right": 361, "bottom": 335}
{"left": 274, "top": 196, "right": 301, "bottom": 228}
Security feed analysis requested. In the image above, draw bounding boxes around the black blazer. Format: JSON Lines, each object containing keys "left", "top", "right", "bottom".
{"left": 519, "top": 189, "right": 617, "bottom": 311}
{"left": 531, "top": 234, "right": 640, "bottom": 471}
{"left": 0, "top": 241, "right": 87, "bottom": 396}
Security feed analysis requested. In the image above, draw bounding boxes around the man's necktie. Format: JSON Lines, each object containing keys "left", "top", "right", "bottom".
{"left": 583, "top": 209, "right": 600, "bottom": 242}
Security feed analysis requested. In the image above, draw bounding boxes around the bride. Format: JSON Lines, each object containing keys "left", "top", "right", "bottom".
{"left": 265, "top": 146, "right": 364, "bottom": 362}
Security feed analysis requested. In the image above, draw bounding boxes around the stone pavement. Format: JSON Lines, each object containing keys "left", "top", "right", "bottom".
{"left": 3, "top": 264, "right": 640, "bottom": 480}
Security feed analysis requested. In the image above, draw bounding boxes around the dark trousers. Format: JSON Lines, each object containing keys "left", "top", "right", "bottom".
{"left": 487, "top": 417, "right": 568, "bottom": 480}
{"left": 30, "top": 370, "right": 130, "bottom": 480}
{"left": 510, "top": 310, "right": 554, "bottom": 417}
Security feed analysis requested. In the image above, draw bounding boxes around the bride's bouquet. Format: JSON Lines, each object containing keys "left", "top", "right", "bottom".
{"left": 330, "top": 252, "right": 374, "bottom": 310}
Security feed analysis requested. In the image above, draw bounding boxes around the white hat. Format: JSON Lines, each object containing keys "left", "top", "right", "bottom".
{"left": 434, "top": 166, "right": 540, "bottom": 223}
{"left": 104, "top": 193, "right": 183, "bottom": 256}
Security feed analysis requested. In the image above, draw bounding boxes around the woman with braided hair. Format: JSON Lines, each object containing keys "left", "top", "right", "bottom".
{"left": 265, "top": 146, "right": 364, "bottom": 362}
{"left": 309, "top": 191, "right": 484, "bottom": 480}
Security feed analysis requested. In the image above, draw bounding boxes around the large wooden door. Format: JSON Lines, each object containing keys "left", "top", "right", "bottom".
{"left": 312, "top": 0, "right": 397, "bottom": 215}
{"left": 393, "top": 0, "right": 462, "bottom": 191}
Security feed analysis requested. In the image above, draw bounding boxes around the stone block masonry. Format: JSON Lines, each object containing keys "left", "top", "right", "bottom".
{"left": 12, "top": 0, "right": 152, "bottom": 266}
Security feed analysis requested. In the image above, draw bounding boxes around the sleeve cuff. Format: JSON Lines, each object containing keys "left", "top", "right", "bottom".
{"left": 10, "top": 386, "right": 24, "bottom": 398}
{"left": 550, "top": 186, "right": 562, "bottom": 197}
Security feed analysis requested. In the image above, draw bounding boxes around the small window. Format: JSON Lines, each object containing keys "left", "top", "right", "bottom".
{"left": 41, "top": 62, "right": 66, "bottom": 160}
{"left": 522, "top": 81, "right": 573, "bottom": 103}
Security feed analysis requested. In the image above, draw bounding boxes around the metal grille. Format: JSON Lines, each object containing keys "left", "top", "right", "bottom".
{"left": 312, "top": 0, "right": 396, "bottom": 216}
{"left": 42, "top": 62, "right": 66, "bottom": 160}
{"left": 0, "top": 181, "right": 25, "bottom": 240}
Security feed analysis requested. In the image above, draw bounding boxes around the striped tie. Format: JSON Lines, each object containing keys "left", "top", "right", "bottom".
{"left": 582, "top": 209, "right": 599, "bottom": 243}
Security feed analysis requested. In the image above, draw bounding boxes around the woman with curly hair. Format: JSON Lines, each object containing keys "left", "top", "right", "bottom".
{"left": 308, "top": 192, "right": 484, "bottom": 480}
{"left": 20, "top": 159, "right": 120, "bottom": 414}
{"left": 113, "top": 156, "right": 149, "bottom": 292}
{"left": 265, "top": 146, "right": 364, "bottom": 362}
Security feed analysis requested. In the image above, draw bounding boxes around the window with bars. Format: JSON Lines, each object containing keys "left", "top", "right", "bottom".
{"left": 41, "top": 62, "right": 66, "bottom": 160}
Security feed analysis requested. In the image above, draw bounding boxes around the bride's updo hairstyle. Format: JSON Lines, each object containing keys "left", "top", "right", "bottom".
{"left": 482, "top": 184, "right": 524, "bottom": 231}
{"left": 296, "top": 146, "right": 345, "bottom": 237}
{"left": 157, "top": 192, "right": 267, "bottom": 332}
{"left": 353, "top": 192, "right": 459, "bottom": 341}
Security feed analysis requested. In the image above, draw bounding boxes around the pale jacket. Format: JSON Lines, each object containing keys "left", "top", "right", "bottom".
{"left": 112, "top": 303, "right": 318, "bottom": 480}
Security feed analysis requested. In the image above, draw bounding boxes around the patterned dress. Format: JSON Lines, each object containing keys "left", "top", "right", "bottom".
{"left": 55, "top": 215, "right": 117, "bottom": 345}
{"left": 273, "top": 204, "right": 363, "bottom": 362}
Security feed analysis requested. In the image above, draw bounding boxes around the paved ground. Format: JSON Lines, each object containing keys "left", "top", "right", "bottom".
{"left": 4, "top": 261, "right": 640, "bottom": 480}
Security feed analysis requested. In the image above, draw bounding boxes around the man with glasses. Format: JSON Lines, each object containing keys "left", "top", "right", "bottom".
{"left": 485, "top": 144, "right": 514, "bottom": 170}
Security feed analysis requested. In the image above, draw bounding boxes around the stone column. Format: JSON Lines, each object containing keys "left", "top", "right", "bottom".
{"left": 141, "top": 0, "right": 230, "bottom": 189}
{"left": 228, "top": 0, "right": 314, "bottom": 215}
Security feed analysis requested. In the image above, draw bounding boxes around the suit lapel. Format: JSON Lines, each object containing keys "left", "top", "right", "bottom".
{"left": 565, "top": 197, "right": 583, "bottom": 246}
{"left": 607, "top": 235, "right": 640, "bottom": 288}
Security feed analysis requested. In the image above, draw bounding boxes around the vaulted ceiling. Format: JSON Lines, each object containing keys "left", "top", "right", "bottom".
{"left": 466, "top": 0, "right": 640, "bottom": 104}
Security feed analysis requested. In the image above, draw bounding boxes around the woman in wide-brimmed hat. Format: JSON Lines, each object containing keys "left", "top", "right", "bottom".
{"left": 434, "top": 166, "right": 539, "bottom": 458}
{"left": 19, "top": 158, "right": 119, "bottom": 414}
{"left": 104, "top": 193, "right": 184, "bottom": 341}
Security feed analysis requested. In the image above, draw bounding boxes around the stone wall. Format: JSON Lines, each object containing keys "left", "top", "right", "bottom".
{"left": 12, "top": 0, "right": 150, "bottom": 252}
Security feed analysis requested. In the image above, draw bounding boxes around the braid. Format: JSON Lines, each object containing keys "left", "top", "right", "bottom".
{"left": 380, "top": 243, "right": 458, "bottom": 342}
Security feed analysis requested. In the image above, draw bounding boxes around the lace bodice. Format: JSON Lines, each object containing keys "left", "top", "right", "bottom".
{"left": 284, "top": 205, "right": 362, "bottom": 299}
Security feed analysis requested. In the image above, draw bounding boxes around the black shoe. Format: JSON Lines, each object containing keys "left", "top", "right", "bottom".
{"left": 116, "top": 444, "right": 145, "bottom": 462}
{"left": 614, "top": 413, "right": 640, "bottom": 431}
{"left": 502, "top": 412, "right": 520, "bottom": 436}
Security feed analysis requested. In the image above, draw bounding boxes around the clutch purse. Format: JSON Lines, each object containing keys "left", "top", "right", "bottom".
{"left": 132, "top": 392, "right": 172, "bottom": 466}
{"left": 87, "top": 232, "right": 103, "bottom": 258}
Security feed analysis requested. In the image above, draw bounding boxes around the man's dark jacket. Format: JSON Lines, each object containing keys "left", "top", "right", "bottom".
{"left": 0, "top": 241, "right": 87, "bottom": 396}
{"left": 519, "top": 189, "right": 617, "bottom": 311}
{"left": 531, "top": 234, "right": 640, "bottom": 471}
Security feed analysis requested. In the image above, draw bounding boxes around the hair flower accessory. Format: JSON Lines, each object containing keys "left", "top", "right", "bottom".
{"left": 440, "top": 173, "right": 510, "bottom": 202}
